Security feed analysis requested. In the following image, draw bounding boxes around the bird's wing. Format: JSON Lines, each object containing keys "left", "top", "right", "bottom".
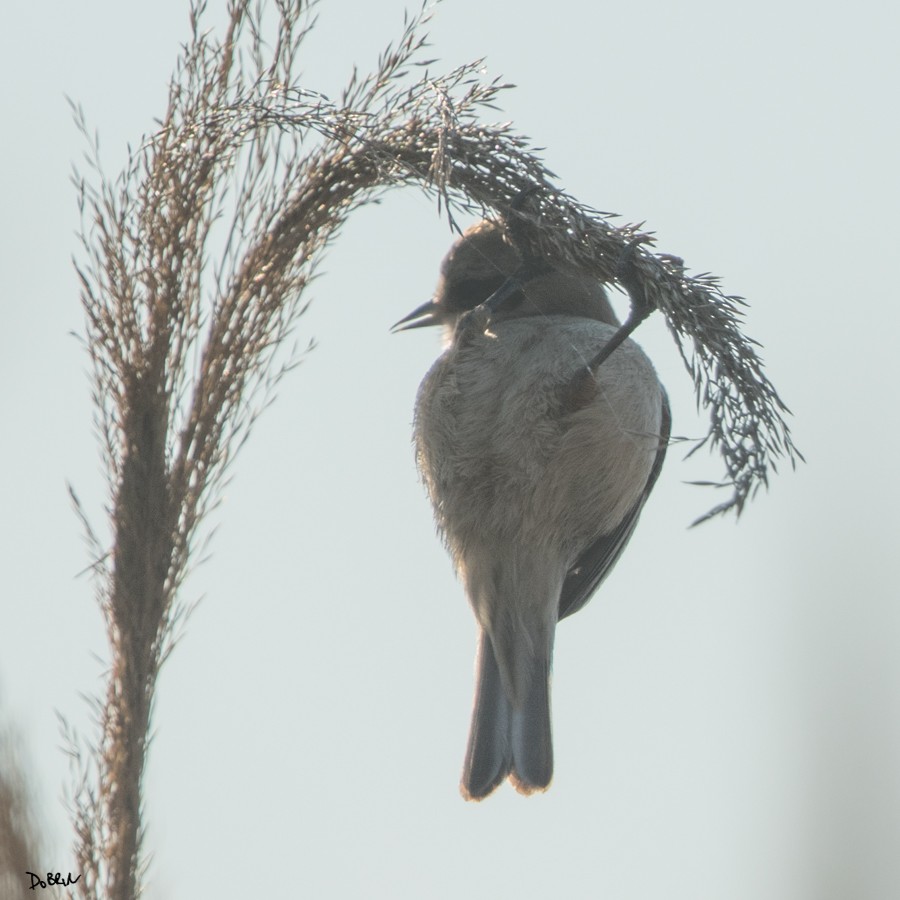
{"left": 558, "top": 391, "right": 671, "bottom": 621}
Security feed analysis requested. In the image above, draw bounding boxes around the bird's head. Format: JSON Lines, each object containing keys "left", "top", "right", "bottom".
{"left": 393, "top": 219, "right": 618, "bottom": 337}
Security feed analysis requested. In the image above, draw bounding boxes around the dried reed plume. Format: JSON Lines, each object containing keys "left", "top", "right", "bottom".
{"left": 66, "top": 0, "right": 801, "bottom": 897}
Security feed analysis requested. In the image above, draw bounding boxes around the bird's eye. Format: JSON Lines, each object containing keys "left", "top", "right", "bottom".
{"left": 450, "top": 276, "right": 508, "bottom": 311}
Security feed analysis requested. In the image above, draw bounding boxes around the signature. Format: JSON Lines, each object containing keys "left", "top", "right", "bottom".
{"left": 26, "top": 872, "right": 82, "bottom": 890}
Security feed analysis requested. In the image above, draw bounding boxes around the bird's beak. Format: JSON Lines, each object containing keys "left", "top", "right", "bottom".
{"left": 391, "top": 299, "right": 441, "bottom": 332}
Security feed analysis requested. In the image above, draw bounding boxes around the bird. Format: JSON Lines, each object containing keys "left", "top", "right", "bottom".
{"left": 394, "top": 219, "right": 670, "bottom": 800}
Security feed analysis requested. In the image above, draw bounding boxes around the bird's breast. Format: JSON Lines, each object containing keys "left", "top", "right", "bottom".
{"left": 414, "top": 315, "right": 664, "bottom": 557}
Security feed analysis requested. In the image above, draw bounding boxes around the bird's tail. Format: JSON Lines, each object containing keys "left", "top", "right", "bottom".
{"left": 461, "top": 630, "right": 553, "bottom": 800}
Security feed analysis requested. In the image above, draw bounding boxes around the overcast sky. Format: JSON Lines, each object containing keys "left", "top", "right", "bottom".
{"left": 2, "top": 1, "right": 899, "bottom": 898}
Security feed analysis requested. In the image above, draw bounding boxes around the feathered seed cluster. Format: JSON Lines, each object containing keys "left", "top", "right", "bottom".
{"left": 66, "top": 1, "right": 801, "bottom": 898}
{"left": 221, "top": 6, "right": 802, "bottom": 525}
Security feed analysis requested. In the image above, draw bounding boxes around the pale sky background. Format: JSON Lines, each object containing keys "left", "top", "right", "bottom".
{"left": 2, "top": 1, "right": 899, "bottom": 898}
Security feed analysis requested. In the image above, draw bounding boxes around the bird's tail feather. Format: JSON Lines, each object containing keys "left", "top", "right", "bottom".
{"left": 461, "top": 631, "right": 553, "bottom": 800}
{"left": 509, "top": 656, "right": 553, "bottom": 795}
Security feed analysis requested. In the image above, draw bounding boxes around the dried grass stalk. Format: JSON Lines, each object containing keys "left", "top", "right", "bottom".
{"left": 67, "top": 0, "right": 801, "bottom": 897}
{"left": 0, "top": 721, "right": 50, "bottom": 900}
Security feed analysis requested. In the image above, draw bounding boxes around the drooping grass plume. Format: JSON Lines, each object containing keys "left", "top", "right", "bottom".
{"left": 67, "top": 1, "right": 800, "bottom": 897}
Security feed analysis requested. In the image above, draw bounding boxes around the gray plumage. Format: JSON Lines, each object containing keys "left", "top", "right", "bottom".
{"left": 400, "top": 220, "right": 669, "bottom": 800}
